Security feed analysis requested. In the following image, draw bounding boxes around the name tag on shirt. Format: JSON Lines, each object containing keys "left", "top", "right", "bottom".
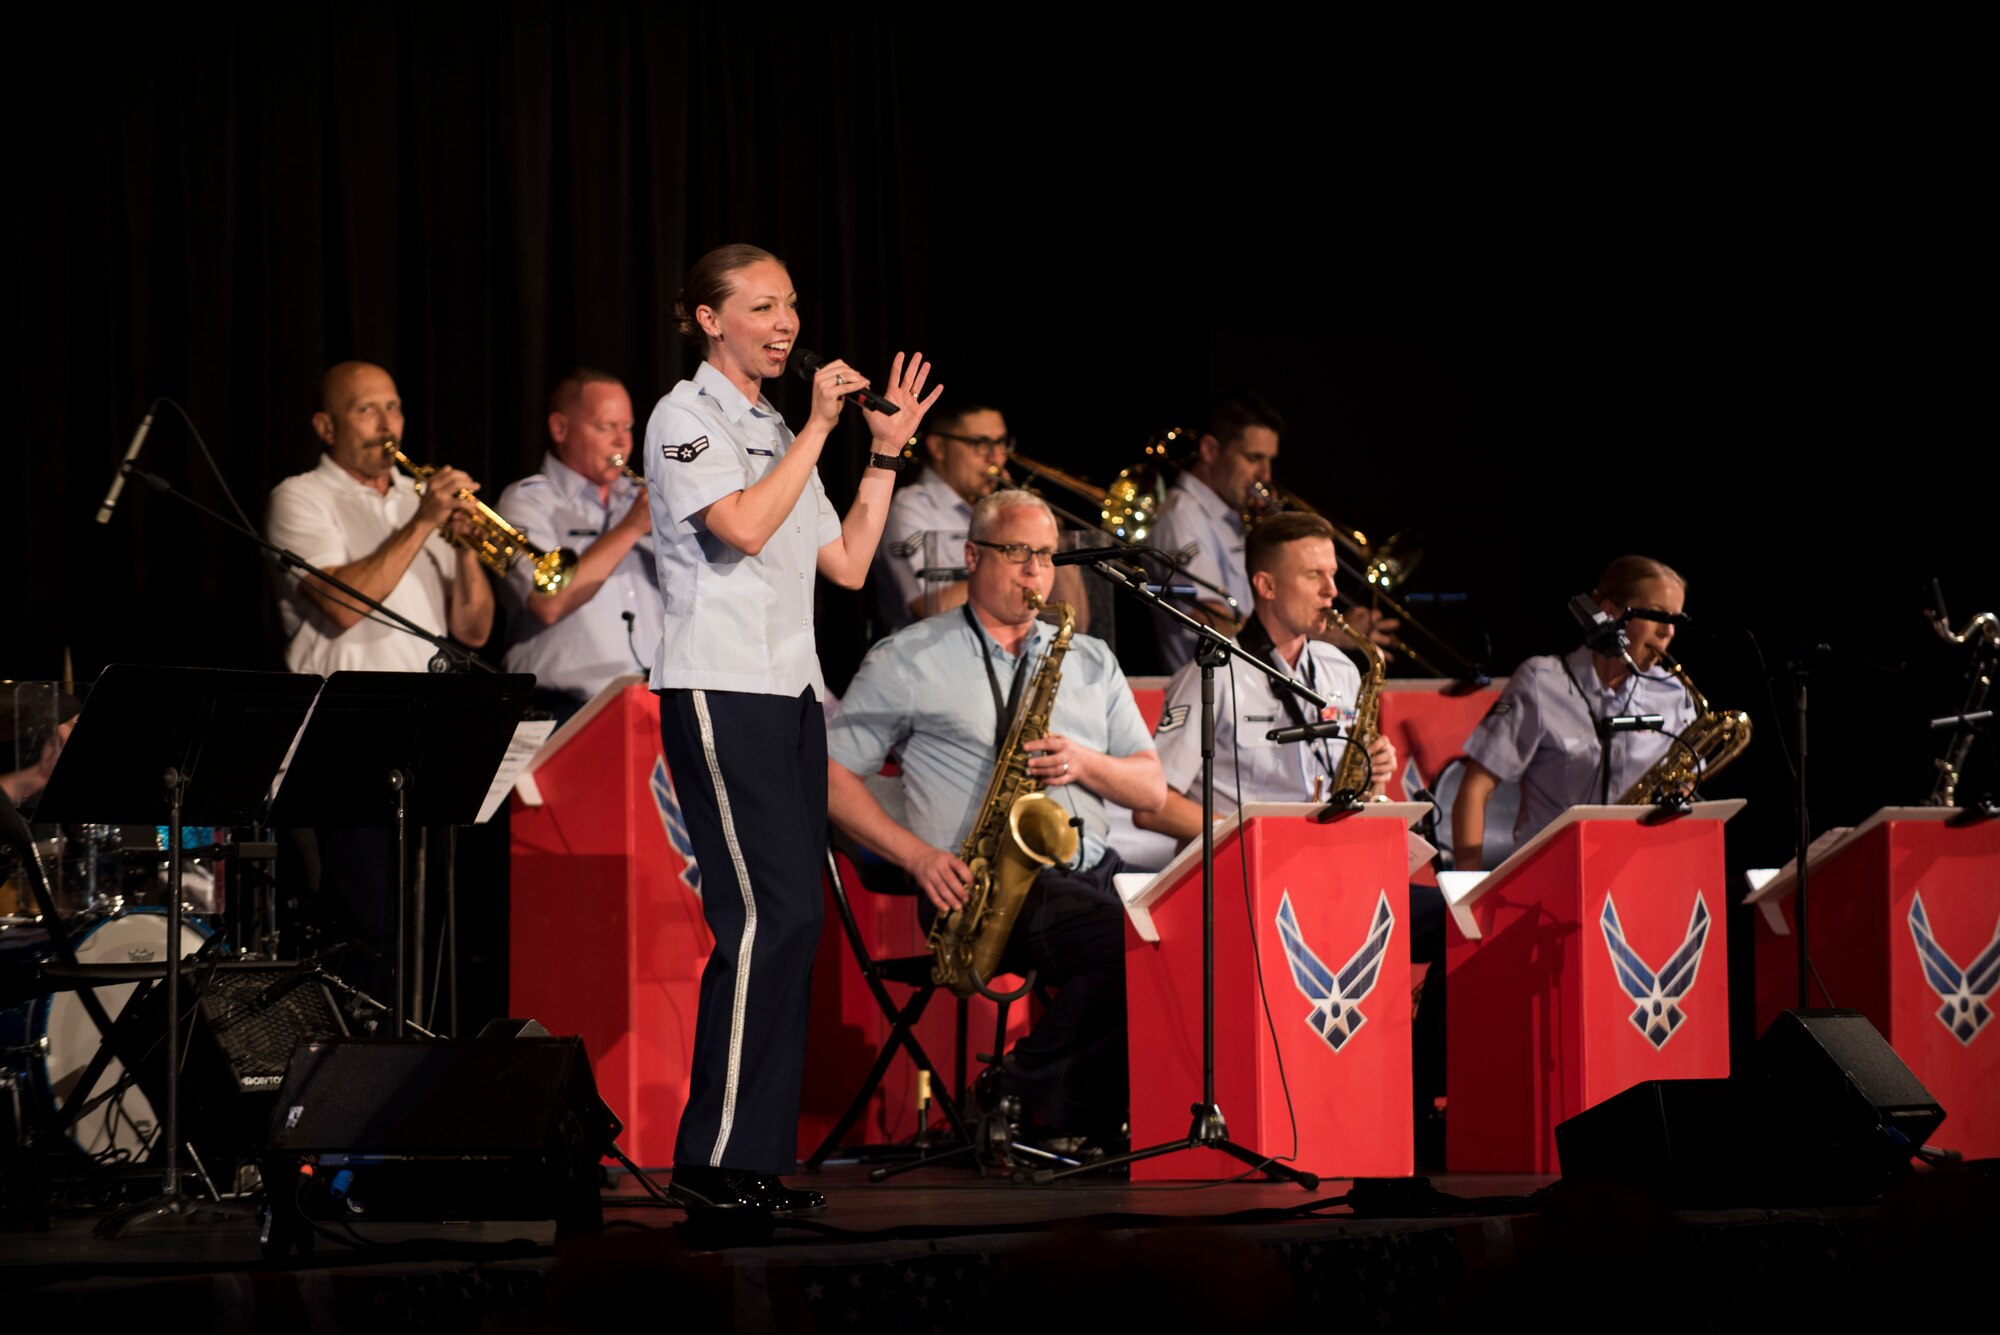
{"left": 747, "top": 447, "right": 775, "bottom": 457}
{"left": 567, "top": 529, "right": 600, "bottom": 537}
{"left": 1244, "top": 714, "right": 1277, "bottom": 723}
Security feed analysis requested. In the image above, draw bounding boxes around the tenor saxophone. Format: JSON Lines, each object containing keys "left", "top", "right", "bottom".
{"left": 1616, "top": 652, "right": 1752, "bottom": 805}
{"left": 1325, "top": 607, "right": 1389, "bottom": 801}
{"left": 928, "top": 593, "right": 1080, "bottom": 1000}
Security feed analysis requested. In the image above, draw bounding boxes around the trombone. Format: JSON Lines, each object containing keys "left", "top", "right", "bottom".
{"left": 381, "top": 439, "right": 578, "bottom": 596}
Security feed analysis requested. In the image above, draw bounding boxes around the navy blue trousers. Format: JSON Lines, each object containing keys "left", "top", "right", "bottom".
{"left": 658, "top": 687, "right": 827, "bottom": 1175}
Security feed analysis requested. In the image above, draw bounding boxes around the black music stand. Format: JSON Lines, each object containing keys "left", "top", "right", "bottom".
{"left": 270, "top": 671, "right": 532, "bottom": 1038}
{"left": 33, "top": 665, "right": 321, "bottom": 1234}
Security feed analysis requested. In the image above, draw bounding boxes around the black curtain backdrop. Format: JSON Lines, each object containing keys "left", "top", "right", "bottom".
{"left": 7, "top": 7, "right": 1989, "bottom": 1046}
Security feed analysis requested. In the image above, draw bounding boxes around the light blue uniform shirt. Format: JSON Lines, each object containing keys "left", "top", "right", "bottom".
{"left": 497, "top": 452, "right": 662, "bottom": 698}
{"left": 827, "top": 611, "right": 1156, "bottom": 871}
{"left": 1462, "top": 644, "right": 1697, "bottom": 845}
{"left": 1149, "top": 472, "right": 1251, "bottom": 671}
{"left": 870, "top": 466, "right": 972, "bottom": 633}
{"left": 644, "top": 361, "right": 844, "bottom": 697}
{"left": 1153, "top": 637, "right": 1362, "bottom": 815}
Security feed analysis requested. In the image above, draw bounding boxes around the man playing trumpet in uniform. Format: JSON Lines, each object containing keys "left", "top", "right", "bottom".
{"left": 496, "top": 367, "right": 659, "bottom": 721}
{"left": 829, "top": 489, "right": 1164, "bottom": 1152}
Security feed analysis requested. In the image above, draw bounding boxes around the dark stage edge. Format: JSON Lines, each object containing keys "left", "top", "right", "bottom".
{"left": 2, "top": 1163, "right": 1993, "bottom": 1332}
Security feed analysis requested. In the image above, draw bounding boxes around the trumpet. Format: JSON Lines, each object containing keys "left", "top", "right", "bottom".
{"left": 381, "top": 439, "right": 578, "bottom": 596}
{"left": 609, "top": 452, "right": 646, "bottom": 485}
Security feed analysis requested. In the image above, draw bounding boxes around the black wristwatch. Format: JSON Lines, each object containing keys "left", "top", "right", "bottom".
{"left": 867, "top": 451, "right": 907, "bottom": 473}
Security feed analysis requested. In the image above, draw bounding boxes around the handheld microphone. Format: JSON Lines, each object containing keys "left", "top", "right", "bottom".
{"left": 792, "top": 348, "right": 899, "bottom": 415}
{"left": 96, "top": 400, "right": 160, "bottom": 524}
{"left": 254, "top": 961, "right": 319, "bottom": 1010}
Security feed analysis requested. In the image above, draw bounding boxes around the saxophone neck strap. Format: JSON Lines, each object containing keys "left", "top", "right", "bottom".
{"left": 1236, "top": 611, "right": 1318, "bottom": 733}
{"left": 963, "top": 602, "right": 1035, "bottom": 755}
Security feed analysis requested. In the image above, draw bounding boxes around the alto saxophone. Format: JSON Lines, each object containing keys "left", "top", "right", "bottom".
{"left": 1325, "top": 607, "right": 1389, "bottom": 802}
{"left": 1616, "top": 652, "right": 1752, "bottom": 805}
{"left": 928, "top": 593, "right": 1080, "bottom": 1001}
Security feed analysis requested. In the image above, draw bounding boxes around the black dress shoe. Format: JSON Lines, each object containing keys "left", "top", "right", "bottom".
{"left": 669, "top": 1165, "right": 827, "bottom": 1217}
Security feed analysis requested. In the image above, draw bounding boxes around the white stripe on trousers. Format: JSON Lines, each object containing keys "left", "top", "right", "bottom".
{"left": 692, "top": 689, "right": 759, "bottom": 1167}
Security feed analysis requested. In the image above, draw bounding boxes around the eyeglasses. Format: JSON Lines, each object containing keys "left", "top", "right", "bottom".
{"left": 972, "top": 540, "right": 1057, "bottom": 567}
{"left": 935, "top": 431, "right": 1015, "bottom": 456}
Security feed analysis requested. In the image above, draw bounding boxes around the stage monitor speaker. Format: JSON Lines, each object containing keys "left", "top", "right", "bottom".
{"left": 259, "top": 1034, "right": 617, "bottom": 1257}
{"left": 1751, "top": 1007, "right": 1945, "bottom": 1200}
{"left": 130, "top": 959, "right": 348, "bottom": 1161}
{"left": 1553, "top": 1078, "right": 1748, "bottom": 1204}
{"left": 1553, "top": 1009, "right": 1945, "bottom": 1206}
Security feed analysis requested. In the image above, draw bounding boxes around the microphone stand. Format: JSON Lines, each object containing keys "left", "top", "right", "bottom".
{"left": 1039, "top": 558, "right": 1329, "bottom": 1190}
{"left": 112, "top": 461, "right": 493, "bottom": 674}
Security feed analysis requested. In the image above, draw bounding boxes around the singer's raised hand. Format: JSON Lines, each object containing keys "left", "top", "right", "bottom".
{"left": 809, "top": 357, "right": 867, "bottom": 428}
{"left": 864, "top": 351, "right": 943, "bottom": 449}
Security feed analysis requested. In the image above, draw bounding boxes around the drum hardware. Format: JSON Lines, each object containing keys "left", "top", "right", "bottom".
{"left": 381, "top": 438, "right": 579, "bottom": 595}
{"left": 1922, "top": 579, "right": 1998, "bottom": 808}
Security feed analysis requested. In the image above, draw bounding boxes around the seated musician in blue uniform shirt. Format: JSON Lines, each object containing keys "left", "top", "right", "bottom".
{"left": 497, "top": 368, "right": 660, "bottom": 721}
{"left": 869, "top": 400, "right": 1010, "bottom": 632}
{"left": 828, "top": 488, "right": 1165, "bottom": 1150}
{"left": 1452, "top": 555, "right": 1697, "bottom": 870}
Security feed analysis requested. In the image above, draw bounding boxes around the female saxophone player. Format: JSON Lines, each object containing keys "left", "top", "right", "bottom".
{"left": 1451, "top": 554, "right": 1697, "bottom": 871}
{"left": 644, "top": 243, "right": 940, "bottom": 1214}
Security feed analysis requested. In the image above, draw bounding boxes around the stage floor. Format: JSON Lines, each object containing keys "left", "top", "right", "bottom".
{"left": 3, "top": 1160, "right": 1992, "bottom": 1332}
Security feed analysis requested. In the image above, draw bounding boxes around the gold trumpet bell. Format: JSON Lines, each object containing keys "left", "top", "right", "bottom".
{"left": 1102, "top": 464, "right": 1166, "bottom": 543}
{"left": 530, "top": 546, "right": 580, "bottom": 596}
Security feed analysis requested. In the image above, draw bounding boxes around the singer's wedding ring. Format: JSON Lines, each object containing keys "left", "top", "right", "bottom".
{"left": 835, "top": 373, "right": 845, "bottom": 386}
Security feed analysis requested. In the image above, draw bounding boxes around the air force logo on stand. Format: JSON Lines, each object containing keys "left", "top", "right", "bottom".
{"left": 649, "top": 756, "right": 702, "bottom": 897}
{"left": 1908, "top": 892, "right": 2000, "bottom": 1045}
{"left": 1601, "top": 892, "right": 1711, "bottom": 1049}
{"left": 1276, "top": 890, "right": 1394, "bottom": 1052}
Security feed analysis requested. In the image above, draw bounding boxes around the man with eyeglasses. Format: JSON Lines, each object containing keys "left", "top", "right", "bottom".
{"left": 830, "top": 488, "right": 1166, "bottom": 1154}
{"left": 869, "top": 401, "right": 1013, "bottom": 632}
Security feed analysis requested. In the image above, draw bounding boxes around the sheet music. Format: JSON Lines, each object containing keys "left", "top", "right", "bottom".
{"left": 478, "top": 718, "right": 557, "bottom": 823}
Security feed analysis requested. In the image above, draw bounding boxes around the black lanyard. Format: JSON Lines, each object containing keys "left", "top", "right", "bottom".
{"left": 1237, "top": 614, "right": 1337, "bottom": 782}
{"left": 1562, "top": 655, "right": 1642, "bottom": 804}
{"left": 963, "top": 604, "right": 1033, "bottom": 754}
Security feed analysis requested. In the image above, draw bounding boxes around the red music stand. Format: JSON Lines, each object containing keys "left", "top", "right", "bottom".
{"left": 1440, "top": 800, "right": 1743, "bottom": 1172}
{"left": 508, "top": 676, "right": 710, "bottom": 1168}
{"left": 1122, "top": 801, "right": 1430, "bottom": 1182}
{"left": 1746, "top": 807, "right": 2000, "bottom": 1160}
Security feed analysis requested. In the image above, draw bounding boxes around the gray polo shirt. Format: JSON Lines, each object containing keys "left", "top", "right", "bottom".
{"left": 828, "top": 610, "right": 1156, "bottom": 871}
{"left": 1149, "top": 472, "right": 1251, "bottom": 671}
{"left": 1462, "top": 644, "right": 1697, "bottom": 843}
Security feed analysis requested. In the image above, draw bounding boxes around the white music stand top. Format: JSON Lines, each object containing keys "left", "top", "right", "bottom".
{"left": 1438, "top": 799, "right": 1746, "bottom": 942}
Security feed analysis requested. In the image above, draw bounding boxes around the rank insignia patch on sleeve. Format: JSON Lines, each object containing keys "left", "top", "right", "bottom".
{"left": 1156, "top": 704, "right": 1190, "bottom": 734}
{"left": 663, "top": 436, "right": 710, "bottom": 464}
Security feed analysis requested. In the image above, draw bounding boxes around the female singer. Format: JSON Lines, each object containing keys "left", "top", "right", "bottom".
{"left": 644, "top": 244, "right": 940, "bottom": 1213}
{"left": 1451, "top": 555, "right": 1696, "bottom": 871}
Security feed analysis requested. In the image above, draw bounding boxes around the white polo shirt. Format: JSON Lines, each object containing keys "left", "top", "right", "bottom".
{"left": 643, "top": 361, "right": 844, "bottom": 698}
{"left": 265, "top": 452, "right": 460, "bottom": 675}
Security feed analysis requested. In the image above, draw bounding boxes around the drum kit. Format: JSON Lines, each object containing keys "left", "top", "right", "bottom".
{"left": 1, "top": 678, "right": 341, "bottom": 1207}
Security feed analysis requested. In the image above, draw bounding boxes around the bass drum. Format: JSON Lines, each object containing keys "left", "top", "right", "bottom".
{"left": 0, "top": 907, "right": 212, "bottom": 1162}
